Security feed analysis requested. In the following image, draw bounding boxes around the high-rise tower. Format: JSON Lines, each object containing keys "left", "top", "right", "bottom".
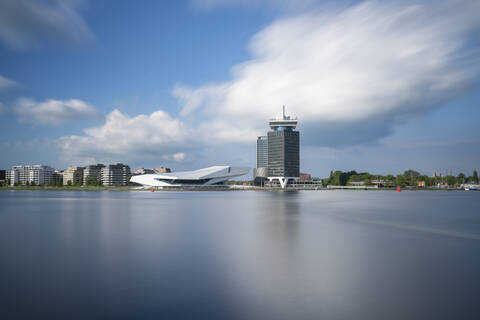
{"left": 267, "top": 106, "right": 299, "bottom": 188}
{"left": 256, "top": 136, "right": 268, "bottom": 168}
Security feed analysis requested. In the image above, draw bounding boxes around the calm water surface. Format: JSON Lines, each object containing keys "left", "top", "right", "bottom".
{"left": 1, "top": 190, "right": 479, "bottom": 319}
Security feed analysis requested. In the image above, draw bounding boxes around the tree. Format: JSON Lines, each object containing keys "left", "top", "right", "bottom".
{"left": 403, "top": 170, "right": 420, "bottom": 185}
{"left": 457, "top": 173, "right": 466, "bottom": 184}
{"left": 92, "top": 176, "right": 102, "bottom": 186}
{"left": 396, "top": 174, "right": 407, "bottom": 187}
{"left": 446, "top": 175, "right": 456, "bottom": 186}
{"left": 85, "top": 176, "right": 91, "bottom": 186}
{"left": 474, "top": 170, "right": 479, "bottom": 184}
{"left": 67, "top": 180, "right": 72, "bottom": 186}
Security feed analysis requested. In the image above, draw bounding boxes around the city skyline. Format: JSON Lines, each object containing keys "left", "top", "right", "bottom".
{"left": 1, "top": 0, "right": 480, "bottom": 177}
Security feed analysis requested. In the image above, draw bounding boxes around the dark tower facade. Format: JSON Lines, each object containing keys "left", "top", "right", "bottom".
{"left": 267, "top": 130, "right": 299, "bottom": 177}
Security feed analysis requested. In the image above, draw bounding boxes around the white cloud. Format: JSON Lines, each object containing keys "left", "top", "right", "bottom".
{"left": 178, "top": 0, "right": 480, "bottom": 146}
{"left": 0, "top": 0, "right": 94, "bottom": 50}
{"left": 173, "top": 152, "right": 186, "bottom": 161}
{"left": 58, "top": 109, "right": 191, "bottom": 165}
{"left": 14, "top": 98, "right": 101, "bottom": 125}
{"left": 0, "top": 75, "right": 18, "bottom": 90}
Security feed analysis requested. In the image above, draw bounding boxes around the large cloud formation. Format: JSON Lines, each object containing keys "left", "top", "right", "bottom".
{"left": 58, "top": 109, "right": 190, "bottom": 165}
{"left": 0, "top": 0, "right": 94, "bottom": 50}
{"left": 176, "top": 0, "right": 480, "bottom": 146}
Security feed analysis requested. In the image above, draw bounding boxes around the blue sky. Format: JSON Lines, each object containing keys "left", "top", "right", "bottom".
{"left": 0, "top": 0, "right": 479, "bottom": 177}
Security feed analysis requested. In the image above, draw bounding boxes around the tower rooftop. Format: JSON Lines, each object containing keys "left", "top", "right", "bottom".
{"left": 269, "top": 105, "right": 298, "bottom": 130}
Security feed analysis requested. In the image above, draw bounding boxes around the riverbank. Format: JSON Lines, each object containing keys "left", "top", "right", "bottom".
{"left": 0, "top": 185, "right": 469, "bottom": 191}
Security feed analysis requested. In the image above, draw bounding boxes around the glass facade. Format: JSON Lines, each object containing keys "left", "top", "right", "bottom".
{"left": 267, "top": 130, "right": 299, "bottom": 177}
{"left": 256, "top": 136, "right": 268, "bottom": 168}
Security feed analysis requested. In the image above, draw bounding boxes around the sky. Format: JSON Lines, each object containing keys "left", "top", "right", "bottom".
{"left": 0, "top": 0, "right": 479, "bottom": 178}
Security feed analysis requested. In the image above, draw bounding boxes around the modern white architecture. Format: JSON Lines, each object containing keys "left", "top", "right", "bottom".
{"left": 130, "top": 166, "right": 250, "bottom": 188}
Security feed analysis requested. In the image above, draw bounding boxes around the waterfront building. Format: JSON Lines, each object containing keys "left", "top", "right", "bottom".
{"left": 63, "top": 166, "right": 84, "bottom": 186}
{"left": 83, "top": 164, "right": 105, "bottom": 185}
{"left": 101, "top": 163, "right": 131, "bottom": 186}
{"left": 253, "top": 167, "right": 268, "bottom": 186}
{"left": 267, "top": 106, "right": 299, "bottom": 188}
{"left": 130, "top": 166, "right": 249, "bottom": 188}
{"left": 7, "top": 165, "right": 55, "bottom": 186}
{"left": 52, "top": 170, "right": 63, "bottom": 185}
{"left": 349, "top": 181, "right": 366, "bottom": 186}
{"left": 299, "top": 173, "right": 311, "bottom": 181}
{"left": 254, "top": 136, "right": 269, "bottom": 186}
{"left": 256, "top": 136, "right": 268, "bottom": 168}
{"left": 5, "top": 170, "right": 18, "bottom": 186}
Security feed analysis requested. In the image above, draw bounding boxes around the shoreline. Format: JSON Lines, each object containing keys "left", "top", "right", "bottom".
{"left": 0, "top": 186, "right": 468, "bottom": 192}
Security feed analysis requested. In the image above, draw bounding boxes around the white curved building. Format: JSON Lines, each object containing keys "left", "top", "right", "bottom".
{"left": 130, "top": 166, "right": 250, "bottom": 187}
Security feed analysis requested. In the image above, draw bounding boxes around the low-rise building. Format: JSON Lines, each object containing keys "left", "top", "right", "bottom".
{"left": 299, "top": 173, "right": 312, "bottom": 181}
{"left": 253, "top": 167, "right": 268, "bottom": 186}
{"left": 349, "top": 181, "right": 366, "bottom": 186}
{"left": 101, "top": 163, "right": 131, "bottom": 186}
{"left": 63, "top": 166, "right": 84, "bottom": 186}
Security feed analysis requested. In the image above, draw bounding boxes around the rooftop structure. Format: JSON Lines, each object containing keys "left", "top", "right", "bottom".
{"left": 268, "top": 105, "right": 298, "bottom": 131}
{"left": 130, "top": 166, "right": 250, "bottom": 188}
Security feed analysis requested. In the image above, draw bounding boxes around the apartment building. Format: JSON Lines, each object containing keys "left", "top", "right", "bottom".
{"left": 101, "top": 163, "right": 131, "bottom": 186}
{"left": 7, "top": 165, "right": 55, "bottom": 186}
{"left": 63, "top": 166, "right": 84, "bottom": 186}
{"left": 83, "top": 164, "right": 105, "bottom": 185}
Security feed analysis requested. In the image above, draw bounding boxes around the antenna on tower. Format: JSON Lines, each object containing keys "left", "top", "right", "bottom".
{"left": 282, "top": 105, "right": 286, "bottom": 119}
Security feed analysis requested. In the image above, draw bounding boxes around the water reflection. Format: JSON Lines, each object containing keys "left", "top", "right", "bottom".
{"left": 1, "top": 191, "right": 480, "bottom": 319}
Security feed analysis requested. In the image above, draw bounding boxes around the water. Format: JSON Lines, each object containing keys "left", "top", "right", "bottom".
{"left": 0, "top": 190, "right": 479, "bottom": 319}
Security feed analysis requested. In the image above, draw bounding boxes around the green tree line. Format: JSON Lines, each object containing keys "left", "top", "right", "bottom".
{"left": 322, "top": 169, "right": 479, "bottom": 187}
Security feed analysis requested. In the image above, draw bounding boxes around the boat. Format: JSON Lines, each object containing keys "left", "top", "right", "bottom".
{"left": 465, "top": 184, "right": 480, "bottom": 191}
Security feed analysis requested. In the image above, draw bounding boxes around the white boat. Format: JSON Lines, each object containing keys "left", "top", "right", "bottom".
{"left": 465, "top": 184, "right": 480, "bottom": 191}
